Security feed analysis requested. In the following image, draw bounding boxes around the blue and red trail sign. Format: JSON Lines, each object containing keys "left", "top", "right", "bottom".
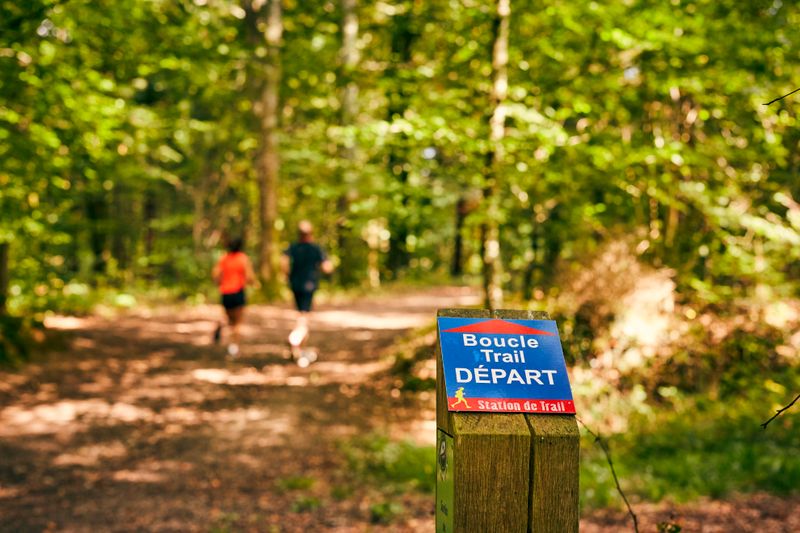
{"left": 438, "top": 317, "right": 575, "bottom": 414}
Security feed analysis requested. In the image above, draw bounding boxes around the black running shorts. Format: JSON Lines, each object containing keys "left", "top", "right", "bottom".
{"left": 221, "top": 289, "right": 246, "bottom": 310}
{"left": 292, "top": 290, "right": 314, "bottom": 312}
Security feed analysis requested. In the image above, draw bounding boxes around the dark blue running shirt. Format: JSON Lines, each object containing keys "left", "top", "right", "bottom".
{"left": 284, "top": 242, "right": 326, "bottom": 292}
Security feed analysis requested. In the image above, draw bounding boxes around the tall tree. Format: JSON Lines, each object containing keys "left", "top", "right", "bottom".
{"left": 257, "top": 0, "right": 283, "bottom": 293}
{"left": 335, "top": 0, "right": 365, "bottom": 286}
{"left": 481, "top": 0, "right": 510, "bottom": 309}
{"left": 384, "top": 3, "right": 417, "bottom": 276}
{"left": 0, "top": 242, "right": 8, "bottom": 315}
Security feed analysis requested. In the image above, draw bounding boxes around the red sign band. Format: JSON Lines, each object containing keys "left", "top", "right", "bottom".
{"left": 446, "top": 397, "right": 575, "bottom": 414}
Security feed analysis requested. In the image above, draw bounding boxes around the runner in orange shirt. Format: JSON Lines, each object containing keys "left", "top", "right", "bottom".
{"left": 212, "top": 237, "right": 257, "bottom": 357}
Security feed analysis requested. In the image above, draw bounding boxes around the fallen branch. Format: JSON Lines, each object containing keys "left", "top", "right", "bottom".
{"left": 578, "top": 417, "right": 639, "bottom": 533}
{"left": 763, "top": 87, "right": 800, "bottom": 106}
{"left": 761, "top": 392, "right": 800, "bottom": 429}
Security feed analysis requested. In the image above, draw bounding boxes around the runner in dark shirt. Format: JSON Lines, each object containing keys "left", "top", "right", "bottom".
{"left": 281, "top": 221, "right": 333, "bottom": 366}
{"left": 286, "top": 240, "right": 326, "bottom": 309}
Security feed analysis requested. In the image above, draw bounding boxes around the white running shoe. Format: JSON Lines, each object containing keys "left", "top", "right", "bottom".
{"left": 296, "top": 356, "right": 309, "bottom": 368}
{"left": 227, "top": 343, "right": 239, "bottom": 357}
{"left": 301, "top": 349, "right": 318, "bottom": 363}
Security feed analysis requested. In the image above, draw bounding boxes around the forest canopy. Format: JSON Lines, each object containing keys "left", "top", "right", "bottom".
{"left": 2, "top": 0, "right": 799, "bottom": 318}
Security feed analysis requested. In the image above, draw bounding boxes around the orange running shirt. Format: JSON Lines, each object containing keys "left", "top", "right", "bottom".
{"left": 217, "top": 252, "right": 248, "bottom": 295}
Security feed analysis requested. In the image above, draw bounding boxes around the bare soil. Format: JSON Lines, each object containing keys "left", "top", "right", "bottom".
{"left": 581, "top": 493, "right": 800, "bottom": 532}
{"left": 1, "top": 287, "right": 797, "bottom": 532}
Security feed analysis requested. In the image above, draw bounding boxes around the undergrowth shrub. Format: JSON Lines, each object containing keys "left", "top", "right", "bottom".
{"left": 0, "top": 315, "right": 44, "bottom": 366}
{"left": 340, "top": 435, "right": 435, "bottom": 494}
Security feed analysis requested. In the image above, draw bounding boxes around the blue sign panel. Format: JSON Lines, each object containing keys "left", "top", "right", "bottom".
{"left": 438, "top": 317, "right": 575, "bottom": 414}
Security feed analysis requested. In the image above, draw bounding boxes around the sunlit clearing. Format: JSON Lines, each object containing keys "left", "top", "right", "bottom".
{"left": 44, "top": 315, "right": 90, "bottom": 330}
{"left": 314, "top": 310, "right": 429, "bottom": 330}
{"left": 174, "top": 321, "right": 215, "bottom": 334}
{"left": 0, "top": 487, "right": 22, "bottom": 499}
{"left": 192, "top": 368, "right": 273, "bottom": 386}
{"left": 112, "top": 469, "right": 167, "bottom": 484}
{"left": 192, "top": 360, "right": 388, "bottom": 388}
{"left": 53, "top": 441, "right": 128, "bottom": 466}
{"left": 402, "top": 419, "right": 437, "bottom": 446}
{"left": 0, "top": 400, "right": 154, "bottom": 437}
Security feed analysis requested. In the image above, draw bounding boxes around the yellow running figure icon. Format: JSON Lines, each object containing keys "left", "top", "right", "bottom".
{"left": 451, "top": 387, "right": 471, "bottom": 409}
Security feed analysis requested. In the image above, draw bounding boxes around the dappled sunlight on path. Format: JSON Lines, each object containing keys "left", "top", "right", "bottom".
{"left": 0, "top": 286, "right": 478, "bottom": 532}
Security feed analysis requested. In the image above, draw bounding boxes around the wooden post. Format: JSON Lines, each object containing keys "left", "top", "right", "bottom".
{"left": 436, "top": 308, "right": 579, "bottom": 532}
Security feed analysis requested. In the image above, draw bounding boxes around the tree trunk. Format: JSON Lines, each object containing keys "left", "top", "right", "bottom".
{"left": 481, "top": 0, "right": 510, "bottom": 310}
{"left": 522, "top": 222, "right": 539, "bottom": 300}
{"left": 385, "top": 6, "right": 415, "bottom": 276}
{"left": 336, "top": 0, "right": 366, "bottom": 287}
{"left": 192, "top": 182, "right": 206, "bottom": 255}
{"left": 451, "top": 197, "right": 467, "bottom": 277}
{"left": 142, "top": 191, "right": 157, "bottom": 281}
{"left": 257, "top": 0, "right": 283, "bottom": 295}
{"left": 111, "top": 187, "right": 129, "bottom": 277}
{"left": 192, "top": 151, "right": 217, "bottom": 255}
{"left": 341, "top": 0, "right": 358, "bottom": 123}
{"left": 86, "top": 192, "right": 108, "bottom": 278}
{"left": 0, "top": 242, "right": 8, "bottom": 316}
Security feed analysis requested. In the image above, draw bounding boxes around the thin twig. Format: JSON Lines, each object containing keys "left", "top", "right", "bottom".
{"left": 578, "top": 417, "right": 640, "bottom": 533}
{"left": 761, "top": 392, "right": 800, "bottom": 429}
{"left": 763, "top": 87, "right": 800, "bottom": 106}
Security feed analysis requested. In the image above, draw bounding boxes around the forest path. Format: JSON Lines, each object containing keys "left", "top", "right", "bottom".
{"left": 1, "top": 286, "right": 798, "bottom": 532}
{"left": 0, "top": 286, "right": 479, "bottom": 532}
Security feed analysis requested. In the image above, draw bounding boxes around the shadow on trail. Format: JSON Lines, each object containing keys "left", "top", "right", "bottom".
{"left": 0, "top": 287, "right": 478, "bottom": 532}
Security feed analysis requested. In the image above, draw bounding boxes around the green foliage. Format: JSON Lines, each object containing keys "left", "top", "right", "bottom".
{"left": 290, "top": 495, "right": 321, "bottom": 513}
{"left": 208, "top": 512, "right": 241, "bottom": 533}
{"left": 657, "top": 522, "right": 682, "bottom": 533}
{"left": 580, "top": 368, "right": 800, "bottom": 509}
{"left": 0, "top": 315, "right": 43, "bottom": 366}
{"left": 330, "top": 484, "right": 354, "bottom": 501}
{"left": 340, "top": 434, "right": 436, "bottom": 494}
{"left": 631, "top": 322, "right": 789, "bottom": 398}
{"left": 276, "top": 475, "right": 321, "bottom": 514}
{"left": 389, "top": 324, "right": 438, "bottom": 391}
{"left": 1, "top": 0, "right": 255, "bottom": 313}
{"left": 275, "top": 475, "right": 316, "bottom": 493}
{"left": 369, "top": 501, "right": 405, "bottom": 524}
{"left": 3, "top": 0, "right": 800, "bottom": 313}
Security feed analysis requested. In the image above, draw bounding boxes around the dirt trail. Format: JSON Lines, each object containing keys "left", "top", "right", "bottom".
{"left": 0, "top": 287, "right": 478, "bottom": 532}
{"left": 2, "top": 286, "right": 798, "bottom": 532}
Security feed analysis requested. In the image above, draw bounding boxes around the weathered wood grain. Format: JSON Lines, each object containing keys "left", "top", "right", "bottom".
{"left": 527, "top": 414, "right": 580, "bottom": 533}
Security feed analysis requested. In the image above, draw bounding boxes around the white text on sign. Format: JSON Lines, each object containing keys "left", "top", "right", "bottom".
{"left": 455, "top": 366, "right": 558, "bottom": 385}
{"left": 462, "top": 334, "right": 540, "bottom": 349}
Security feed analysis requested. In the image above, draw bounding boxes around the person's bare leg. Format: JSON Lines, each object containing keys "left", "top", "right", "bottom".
{"left": 227, "top": 307, "right": 244, "bottom": 356}
{"left": 288, "top": 312, "right": 309, "bottom": 352}
{"left": 213, "top": 322, "right": 222, "bottom": 344}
